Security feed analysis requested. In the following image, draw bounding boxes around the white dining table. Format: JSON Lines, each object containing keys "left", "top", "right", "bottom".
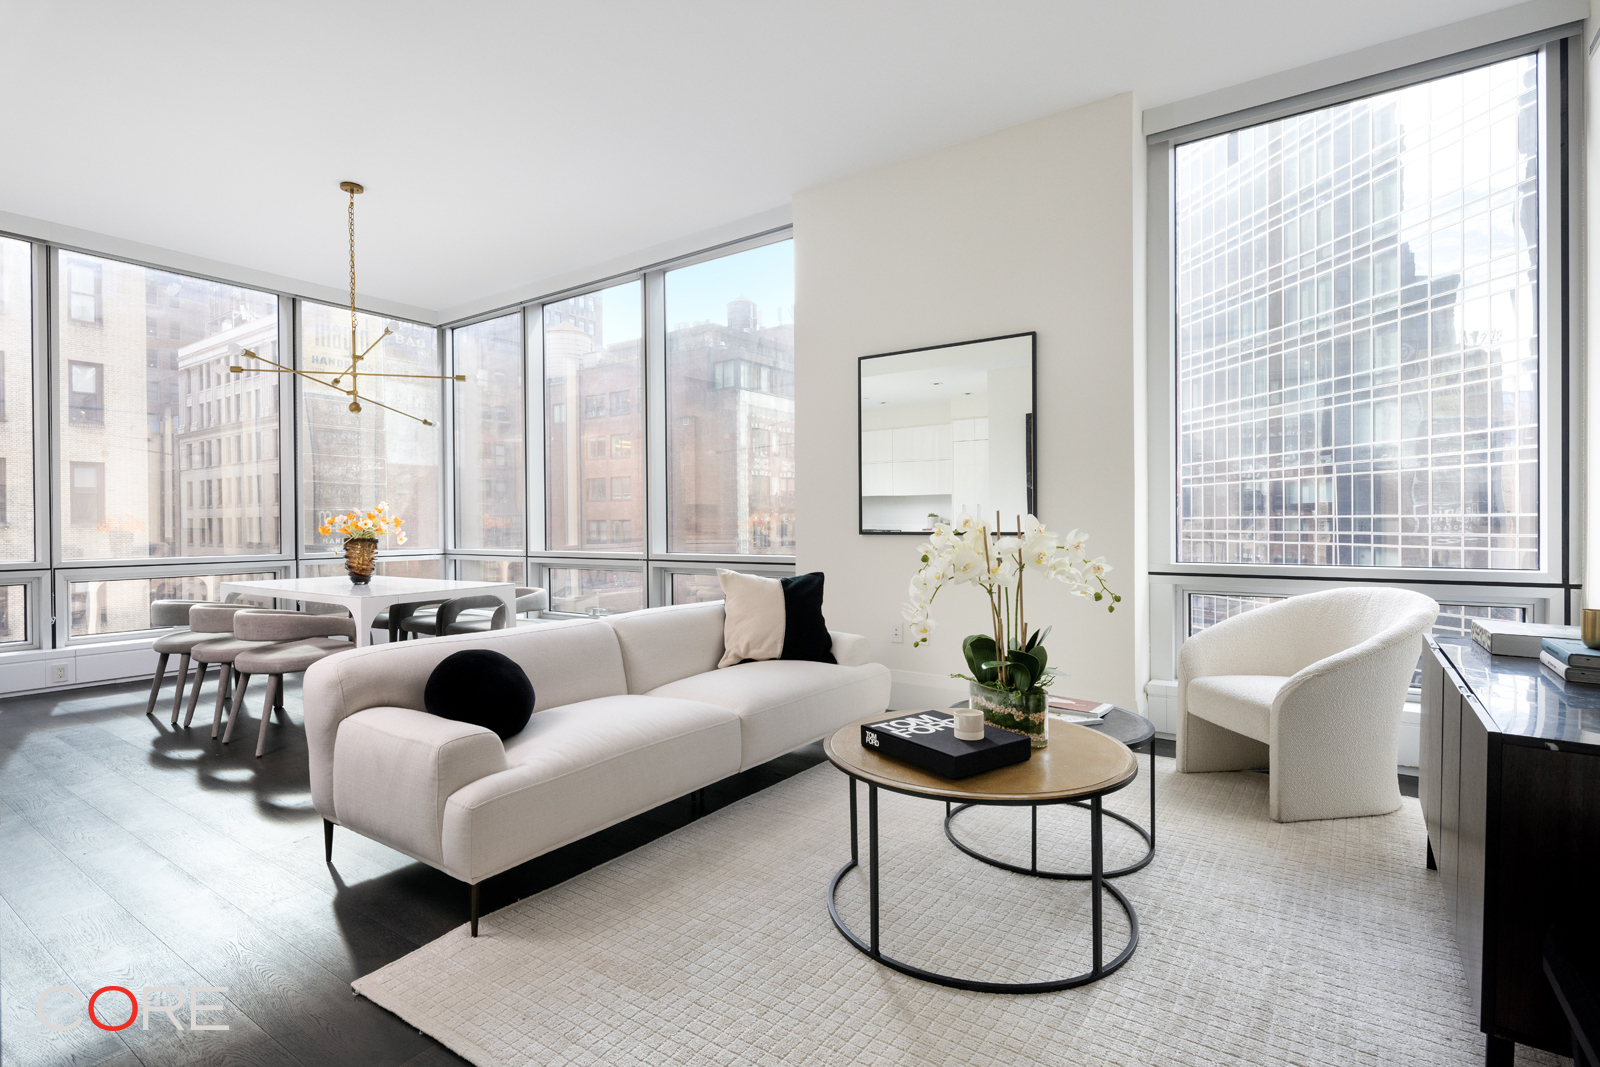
{"left": 216, "top": 576, "right": 518, "bottom": 648}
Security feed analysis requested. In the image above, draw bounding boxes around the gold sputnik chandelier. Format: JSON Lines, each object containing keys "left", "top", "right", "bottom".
{"left": 231, "top": 181, "right": 461, "bottom": 426}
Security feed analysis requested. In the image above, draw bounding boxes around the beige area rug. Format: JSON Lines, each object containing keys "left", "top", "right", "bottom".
{"left": 353, "top": 758, "right": 1567, "bottom": 1066}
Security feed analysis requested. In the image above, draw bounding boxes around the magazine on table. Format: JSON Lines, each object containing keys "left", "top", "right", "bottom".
{"left": 1048, "top": 695, "right": 1113, "bottom": 725}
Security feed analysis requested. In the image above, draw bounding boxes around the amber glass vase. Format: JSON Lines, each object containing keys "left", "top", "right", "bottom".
{"left": 344, "top": 537, "right": 377, "bottom": 585}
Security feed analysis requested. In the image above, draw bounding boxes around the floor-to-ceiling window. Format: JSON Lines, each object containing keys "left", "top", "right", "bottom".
{"left": 1174, "top": 55, "right": 1540, "bottom": 571}
{"left": 0, "top": 237, "right": 34, "bottom": 568}
{"left": 454, "top": 312, "right": 524, "bottom": 552}
{"left": 58, "top": 251, "right": 283, "bottom": 562}
{"left": 447, "top": 233, "right": 796, "bottom": 612}
{"left": 299, "top": 302, "right": 441, "bottom": 558}
{"left": 0, "top": 225, "right": 792, "bottom": 670}
{"left": 665, "top": 241, "right": 795, "bottom": 556}
{"left": 1148, "top": 37, "right": 1570, "bottom": 688}
{"left": 543, "top": 281, "right": 643, "bottom": 556}
{"left": 52, "top": 251, "right": 294, "bottom": 639}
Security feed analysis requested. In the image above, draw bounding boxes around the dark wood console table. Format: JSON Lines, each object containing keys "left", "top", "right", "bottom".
{"left": 1420, "top": 636, "right": 1600, "bottom": 1065}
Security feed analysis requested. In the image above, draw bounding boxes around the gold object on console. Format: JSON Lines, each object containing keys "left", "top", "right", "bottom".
{"left": 1582, "top": 608, "right": 1600, "bottom": 650}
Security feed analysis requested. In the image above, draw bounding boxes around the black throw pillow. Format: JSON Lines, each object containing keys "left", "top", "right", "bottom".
{"left": 424, "top": 649, "right": 535, "bottom": 740}
{"left": 779, "top": 572, "right": 836, "bottom": 664}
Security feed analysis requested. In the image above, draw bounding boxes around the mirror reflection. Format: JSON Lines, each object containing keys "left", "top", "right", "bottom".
{"left": 859, "top": 333, "right": 1035, "bottom": 534}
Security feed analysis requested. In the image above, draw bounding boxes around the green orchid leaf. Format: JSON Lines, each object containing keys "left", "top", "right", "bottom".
{"left": 963, "top": 634, "right": 996, "bottom": 678}
{"left": 1007, "top": 647, "right": 1044, "bottom": 683}
{"left": 1008, "top": 661, "right": 1033, "bottom": 692}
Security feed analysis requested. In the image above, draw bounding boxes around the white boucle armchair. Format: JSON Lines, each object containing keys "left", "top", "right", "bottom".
{"left": 1177, "top": 587, "right": 1439, "bottom": 823}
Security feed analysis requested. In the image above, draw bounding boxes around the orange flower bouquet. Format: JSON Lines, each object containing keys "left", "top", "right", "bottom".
{"left": 317, "top": 501, "right": 406, "bottom": 545}
{"left": 318, "top": 502, "right": 405, "bottom": 585}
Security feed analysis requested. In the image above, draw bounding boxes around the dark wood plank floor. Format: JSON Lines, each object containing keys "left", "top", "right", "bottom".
{"left": 22, "top": 674, "right": 1433, "bottom": 1067}
{"left": 0, "top": 674, "right": 830, "bottom": 1067}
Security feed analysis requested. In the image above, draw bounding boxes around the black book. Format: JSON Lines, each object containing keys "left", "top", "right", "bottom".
{"left": 861, "top": 711, "right": 1032, "bottom": 779}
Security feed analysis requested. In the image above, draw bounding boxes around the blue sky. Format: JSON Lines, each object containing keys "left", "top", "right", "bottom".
{"left": 666, "top": 239, "right": 793, "bottom": 331}
{"left": 567, "top": 239, "right": 794, "bottom": 345}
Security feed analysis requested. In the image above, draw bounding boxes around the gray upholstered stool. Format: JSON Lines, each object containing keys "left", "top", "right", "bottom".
{"left": 183, "top": 605, "right": 300, "bottom": 736}
{"left": 146, "top": 599, "right": 211, "bottom": 723}
{"left": 227, "top": 611, "right": 357, "bottom": 757}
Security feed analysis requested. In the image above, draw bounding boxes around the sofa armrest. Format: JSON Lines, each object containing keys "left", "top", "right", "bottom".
{"left": 830, "top": 631, "right": 872, "bottom": 667}
{"left": 330, "top": 707, "right": 508, "bottom": 867}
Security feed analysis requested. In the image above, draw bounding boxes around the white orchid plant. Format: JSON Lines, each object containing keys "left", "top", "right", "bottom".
{"left": 902, "top": 512, "right": 1118, "bottom": 696}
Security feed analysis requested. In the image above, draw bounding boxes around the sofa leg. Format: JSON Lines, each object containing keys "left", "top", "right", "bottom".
{"left": 470, "top": 883, "right": 480, "bottom": 938}
{"left": 323, "top": 818, "right": 334, "bottom": 863}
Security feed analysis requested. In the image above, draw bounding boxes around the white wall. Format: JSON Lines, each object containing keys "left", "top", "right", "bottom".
{"left": 794, "top": 92, "right": 1148, "bottom": 712}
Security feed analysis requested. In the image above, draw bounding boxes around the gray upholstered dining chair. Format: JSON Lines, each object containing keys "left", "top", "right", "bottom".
{"left": 183, "top": 605, "right": 302, "bottom": 736}
{"left": 399, "top": 587, "right": 547, "bottom": 637}
{"left": 371, "top": 600, "right": 446, "bottom": 642}
{"left": 145, "top": 599, "right": 211, "bottom": 722}
{"left": 225, "top": 611, "right": 357, "bottom": 757}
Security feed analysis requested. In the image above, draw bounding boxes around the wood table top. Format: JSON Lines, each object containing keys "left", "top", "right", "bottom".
{"left": 824, "top": 713, "right": 1138, "bottom": 803}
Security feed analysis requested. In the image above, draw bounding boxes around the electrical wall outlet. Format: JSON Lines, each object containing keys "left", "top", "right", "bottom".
{"left": 49, "top": 662, "right": 70, "bottom": 684}
{"left": 890, "top": 623, "right": 903, "bottom": 644}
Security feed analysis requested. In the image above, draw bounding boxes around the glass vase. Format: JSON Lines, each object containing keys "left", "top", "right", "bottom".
{"left": 969, "top": 681, "right": 1048, "bottom": 748}
{"left": 344, "top": 537, "right": 377, "bottom": 585}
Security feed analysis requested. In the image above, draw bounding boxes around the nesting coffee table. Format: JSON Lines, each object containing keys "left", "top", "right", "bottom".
{"left": 946, "top": 703, "right": 1157, "bottom": 879}
{"left": 824, "top": 715, "right": 1141, "bottom": 993}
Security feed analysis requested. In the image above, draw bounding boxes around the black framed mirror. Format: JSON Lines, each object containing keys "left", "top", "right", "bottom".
{"left": 858, "top": 332, "right": 1036, "bottom": 535}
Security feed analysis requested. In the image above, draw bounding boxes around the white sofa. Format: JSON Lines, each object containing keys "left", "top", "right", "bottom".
{"left": 1176, "top": 587, "right": 1439, "bottom": 823}
{"left": 303, "top": 600, "right": 889, "bottom": 932}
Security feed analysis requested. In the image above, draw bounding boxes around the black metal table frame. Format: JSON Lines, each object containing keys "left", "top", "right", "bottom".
{"left": 827, "top": 772, "right": 1140, "bottom": 994}
{"left": 943, "top": 734, "right": 1157, "bottom": 880}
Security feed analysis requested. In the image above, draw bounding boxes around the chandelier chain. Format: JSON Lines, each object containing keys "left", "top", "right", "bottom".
{"left": 348, "top": 188, "right": 357, "bottom": 337}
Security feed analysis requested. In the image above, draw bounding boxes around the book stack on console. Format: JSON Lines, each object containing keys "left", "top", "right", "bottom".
{"left": 1539, "top": 639, "right": 1600, "bottom": 685}
{"left": 1472, "top": 619, "right": 1581, "bottom": 658}
{"left": 860, "top": 712, "right": 1031, "bottom": 779}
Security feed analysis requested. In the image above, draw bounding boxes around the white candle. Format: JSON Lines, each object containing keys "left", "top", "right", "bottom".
{"left": 953, "top": 708, "right": 985, "bottom": 741}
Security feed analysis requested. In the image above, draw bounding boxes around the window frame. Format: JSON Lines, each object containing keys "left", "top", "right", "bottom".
{"left": 447, "top": 307, "right": 527, "bottom": 554}
{"left": 441, "top": 229, "right": 794, "bottom": 616}
{"left": 0, "top": 571, "right": 45, "bottom": 652}
{"left": 47, "top": 245, "right": 300, "bottom": 570}
{"left": 1144, "top": 34, "right": 1581, "bottom": 683}
{"left": 53, "top": 561, "right": 292, "bottom": 649}
{"left": 293, "top": 297, "right": 446, "bottom": 561}
{"left": 649, "top": 559, "right": 796, "bottom": 607}
{"left": 532, "top": 556, "right": 648, "bottom": 617}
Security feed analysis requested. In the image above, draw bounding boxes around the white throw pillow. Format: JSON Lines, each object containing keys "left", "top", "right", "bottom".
{"left": 718, "top": 568, "right": 786, "bottom": 668}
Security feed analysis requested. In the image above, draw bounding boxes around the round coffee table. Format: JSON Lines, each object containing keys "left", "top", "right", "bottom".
{"left": 945, "top": 703, "right": 1157, "bottom": 879}
{"left": 824, "top": 716, "right": 1140, "bottom": 993}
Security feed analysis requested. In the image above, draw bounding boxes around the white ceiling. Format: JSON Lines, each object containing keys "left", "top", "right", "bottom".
{"left": 1, "top": 0, "right": 1538, "bottom": 317}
